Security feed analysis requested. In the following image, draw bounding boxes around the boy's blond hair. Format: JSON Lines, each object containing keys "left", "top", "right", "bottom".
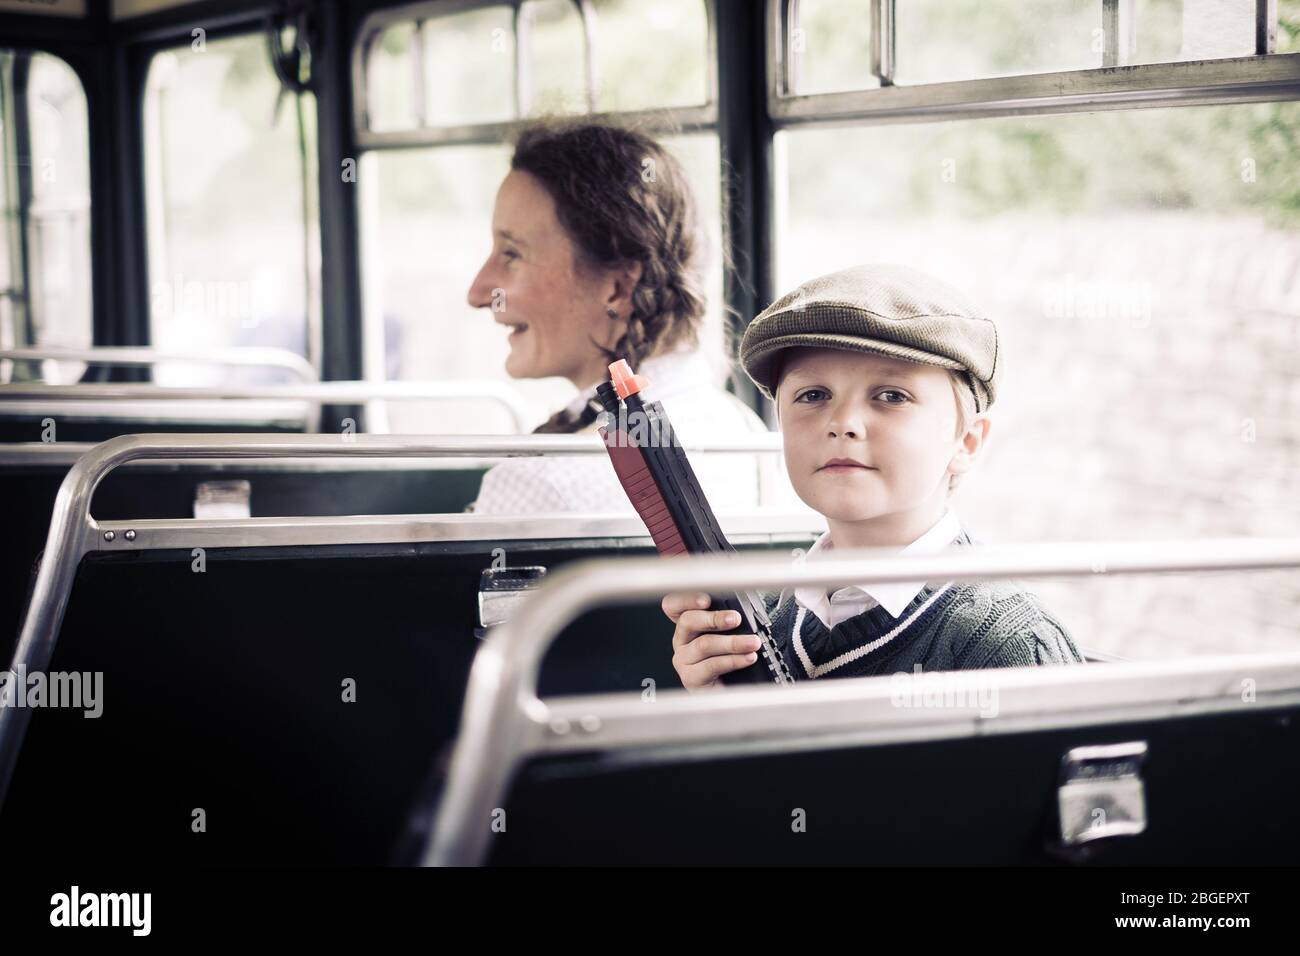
{"left": 946, "top": 370, "right": 978, "bottom": 495}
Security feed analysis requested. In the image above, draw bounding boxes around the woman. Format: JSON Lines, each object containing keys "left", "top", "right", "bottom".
{"left": 465, "top": 121, "right": 771, "bottom": 515}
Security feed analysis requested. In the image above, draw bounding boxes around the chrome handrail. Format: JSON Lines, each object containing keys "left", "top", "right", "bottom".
{"left": 0, "top": 432, "right": 797, "bottom": 809}
{"left": 0, "top": 346, "right": 318, "bottom": 383}
{"left": 0, "top": 432, "right": 783, "bottom": 467}
{"left": 0, "top": 380, "right": 535, "bottom": 433}
{"left": 421, "top": 536, "right": 1300, "bottom": 865}
{"left": 91, "top": 510, "right": 822, "bottom": 552}
{"left": 0, "top": 379, "right": 538, "bottom": 434}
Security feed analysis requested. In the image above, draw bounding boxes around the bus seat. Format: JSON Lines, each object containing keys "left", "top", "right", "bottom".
{"left": 483, "top": 701, "right": 1300, "bottom": 865}
{"left": 0, "top": 460, "right": 491, "bottom": 664}
{"left": 0, "top": 524, "right": 820, "bottom": 865}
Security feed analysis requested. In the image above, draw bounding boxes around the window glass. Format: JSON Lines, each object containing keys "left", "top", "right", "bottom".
{"left": 893, "top": 0, "right": 1102, "bottom": 84}
{"left": 362, "top": 1, "right": 713, "bottom": 131}
{"left": 0, "top": 49, "right": 92, "bottom": 383}
{"left": 423, "top": 5, "right": 516, "bottom": 126}
{"left": 789, "top": 0, "right": 879, "bottom": 95}
{"left": 775, "top": 102, "right": 1300, "bottom": 656}
{"left": 1131, "top": 0, "right": 1256, "bottom": 65}
{"left": 362, "top": 143, "right": 526, "bottom": 433}
{"left": 144, "top": 33, "right": 320, "bottom": 384}
{"left": 521, "top": 0, "right": 588, "bottom": 116}
{"left": 366, "top": 19, "right": 419, "bottom": 133}
{"left": 1280, "top": 0, "right": 1300, "bottom": 53}
{"left": 819, "top": 0, "right": 1294, "bottom": 88}
{"left": 590, "top": 0, "right": 710, "bottom": 110}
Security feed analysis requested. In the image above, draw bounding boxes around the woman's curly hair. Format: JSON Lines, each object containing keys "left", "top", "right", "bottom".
{"left": 511, "top": 120, "right": 707, "bottom": 433}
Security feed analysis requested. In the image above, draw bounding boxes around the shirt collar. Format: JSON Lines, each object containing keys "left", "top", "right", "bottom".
{"left": 793, "top": 508, "right": 963, "bottom": 620}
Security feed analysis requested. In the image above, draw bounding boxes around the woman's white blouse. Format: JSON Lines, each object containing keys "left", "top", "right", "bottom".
{"left": 468, "top": 349, "right": 781, "bottom": 515}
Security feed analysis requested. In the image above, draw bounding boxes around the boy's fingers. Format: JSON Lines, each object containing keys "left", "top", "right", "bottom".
{"left": 661, "top": 592, "right": 711, "bottom": 622}
{"left": 670, "top": 609, "right": 744, "bottom": 651}
{"left": 690, "top": 608, "right": 742, "bottom": 633}
{"left": 675, "top": 632, "right": 761, "bottom": 666}
{"left": 700, "top": 652, "right": 759, "bottom": 682}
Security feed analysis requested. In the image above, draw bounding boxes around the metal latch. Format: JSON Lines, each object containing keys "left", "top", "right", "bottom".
{"left": 476, "top": 565, "right": 548, "bottom": 638}
{"left": 1057, "top": 741, "right": 1148, "bottom": 846}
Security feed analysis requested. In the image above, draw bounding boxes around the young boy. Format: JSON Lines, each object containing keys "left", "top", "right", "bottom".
{"left": 663, "top": 264, "right": 1083, "bottom": 690}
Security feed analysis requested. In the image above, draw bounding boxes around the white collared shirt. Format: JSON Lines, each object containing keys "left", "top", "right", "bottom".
{"left": 469, "top": 348, "right": 784, "bottom": 515}
{"left": 793, "top": 508, "right": 963, "bottom": 629}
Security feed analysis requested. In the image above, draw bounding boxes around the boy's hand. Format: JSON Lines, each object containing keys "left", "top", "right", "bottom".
{"left": 661, "top": 592, "right": 761, "bottom": 691}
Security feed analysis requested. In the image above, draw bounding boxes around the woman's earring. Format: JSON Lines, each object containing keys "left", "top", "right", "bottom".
{"left": 606, "top": 307, "right": 619, "bottom": 319}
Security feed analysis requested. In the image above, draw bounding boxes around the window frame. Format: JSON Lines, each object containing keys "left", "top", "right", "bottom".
{"left": 0, "top": 45, "right": 94, "bottom": 361}
{"left": 347, "top": 0, "right": 733, "bottom": 401}
{"left": 138, "top": 29, "right": 325, "bottom": 372}
{"left": 767, "top": 0, "right": 1300, "bottom": 128}
{"left": 350, "top": 0, "right": 721, "bottom": 149}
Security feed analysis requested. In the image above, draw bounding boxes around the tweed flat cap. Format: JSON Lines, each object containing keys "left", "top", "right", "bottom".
{"left": 740, "top": 264, "right": 1000, "bottom": 412}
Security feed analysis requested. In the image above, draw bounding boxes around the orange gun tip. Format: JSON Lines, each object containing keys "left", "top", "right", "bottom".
{"left": 608, "top": 359, "right": 650, "bottom": 399}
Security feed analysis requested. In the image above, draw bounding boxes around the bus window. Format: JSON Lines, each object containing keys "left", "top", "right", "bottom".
{"left": 0, "top": 49, "right": 91, "bottom": 383}
{"left": 589, "top": 0, "right": 709, "bottom": 112}
{"left": 365, "top": 5, "right": 517, "bottom": 131}
{"left": 892, "top": 0, "right": 1102, "bottom": 82}
{"left": 783, "top": 1, "right": 1299, "bottom": 90}
{"left": 520, "top": 0, "right": 588, "bottom": 116}
{"left": 764, "top": 0, "right": 1300, "bottom": 658}
{"left": 1282, "top": 0, "right": 1300, "bottom": 51}
{"left": 355, "top": 0, "right": 721, "bottom": 434}
{"left": 365, "top": 18, "right": 423, "bottom": 133}
{"left": 143, "top": 31, "right": 321, "bottom": 385}
{"left": 786, "top": 0, "right": 881, "bottom": 95}
{"left": 1125, "top": 0, "right": 1257, "bottom": 64}
{"left": 771, "top": 0, "right": 1300, "bottom": 661}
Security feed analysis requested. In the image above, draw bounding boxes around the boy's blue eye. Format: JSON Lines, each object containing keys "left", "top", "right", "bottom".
{"left": 877, "top": 389, "right": 909, "bottom": 404}
{"left": 794, "top": 388, "right": 829, "bottom": 403}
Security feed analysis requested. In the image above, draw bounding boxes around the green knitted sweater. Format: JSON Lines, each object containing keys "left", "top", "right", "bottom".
{"left": 767, "top": 530, "right": 1085, "bottom": 680}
